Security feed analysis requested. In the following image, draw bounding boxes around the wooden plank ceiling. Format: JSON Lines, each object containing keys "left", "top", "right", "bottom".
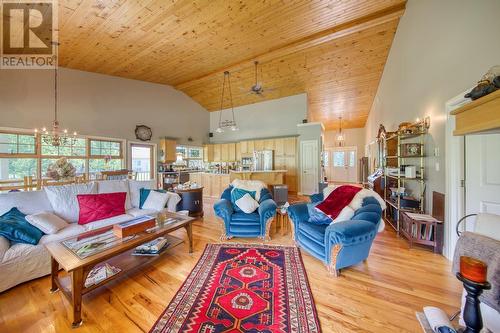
{"left": 58, "top": 0, "right": 406, "bottom": 130}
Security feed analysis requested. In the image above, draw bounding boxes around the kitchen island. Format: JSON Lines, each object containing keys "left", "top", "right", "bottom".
{"left": 229, "top": 170, "right": 287, "bottom": 185}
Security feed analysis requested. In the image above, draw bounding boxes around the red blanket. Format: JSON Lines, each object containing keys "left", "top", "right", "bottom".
{"left": 316, "top": 185, "right": 362, "bottom": 219}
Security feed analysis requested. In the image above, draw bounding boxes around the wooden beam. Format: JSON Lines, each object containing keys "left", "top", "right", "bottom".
{"left": 175, "top": 2, "right": 406, "bottom": 90}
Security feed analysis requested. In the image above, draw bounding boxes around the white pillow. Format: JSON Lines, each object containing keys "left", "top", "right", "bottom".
{"left": 165, "top": 192, "right": 181, "bottom": 212}
{"left": 142, "top": 191, "right": 169, "bottom": 211}
{"left": 97, "top": 180, "right": 132, "bottom": 210}
{"left": 235, "top": 193, "right": 260, "bottom": 214}
{"left": 44, "top": 182, "right": 97, "bottom": 223}
{"left": 129, "top": 179, "right": 157, "bottom": 208}
{"left": 25, "top": 211, "right": 68, "bottom": 234}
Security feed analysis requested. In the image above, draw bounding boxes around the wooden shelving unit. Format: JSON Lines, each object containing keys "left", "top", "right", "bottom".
{"left": 383, "top": 128, "right": 427, "bottom": 233}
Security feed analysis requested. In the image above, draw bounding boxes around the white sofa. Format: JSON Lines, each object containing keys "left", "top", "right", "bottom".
{"left": 0, "top": 179, "right": 180, "bottom": 293}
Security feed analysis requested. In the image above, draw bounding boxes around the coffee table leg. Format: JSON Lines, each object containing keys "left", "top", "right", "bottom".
{"left": 185, "top": 222, "right": 193, "bottom": 253}
{"left": 50, "top": 256, "right": 59, "bottom": 292}
{"left": 71, "top": 268, "right": 84, "bottom": 328}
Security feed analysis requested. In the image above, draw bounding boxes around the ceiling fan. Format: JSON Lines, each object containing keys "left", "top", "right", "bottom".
{"left": 243, "top": 61, "right": 276, "bottom": 97}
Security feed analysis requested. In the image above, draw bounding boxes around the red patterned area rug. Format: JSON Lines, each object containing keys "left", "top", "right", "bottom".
{"left": 150, "top": 243, "right": 321, "bottom": 333}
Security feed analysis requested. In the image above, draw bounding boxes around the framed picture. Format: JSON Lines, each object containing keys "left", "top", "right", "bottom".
{"left": 401, "top": 143, "right": 422, "bottom": 157}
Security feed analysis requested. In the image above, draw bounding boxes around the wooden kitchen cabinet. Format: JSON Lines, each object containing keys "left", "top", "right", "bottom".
{"left": 254, "top": 140, "right": 264, "bottom": 151}
{"left": 264, "top": 139, "right": 275, "bottom": 150}
{"left": 160, "top": 139, "right": 177, "bottom": 163}
{"left": 204, "top": 145, "right": 214, "bottom": 162}
{"left": 213, "top": 144, "right": 221, "bottom": 162}
{"left": 274, "top": 138, "right": 285, "bottom": 156}
{"left": 284, "top": 137, "right": 297, "bottom": 156}
{"left": 221, "top": 144, "right": 229, "bottom": 162}
{"left": 235, "top": 142, "right": 241, "bottom": 161}
{"left": 228, "top": 143, "right": 236, "bottom": 161}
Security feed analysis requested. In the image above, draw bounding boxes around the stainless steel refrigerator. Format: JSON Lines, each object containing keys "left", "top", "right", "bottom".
{"left": 253, "top": 150, "right": 274, "bottom": 171}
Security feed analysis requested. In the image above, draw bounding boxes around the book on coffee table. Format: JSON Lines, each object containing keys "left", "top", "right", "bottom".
{"left": 132, "top": 237, "right": 170, "bottom": 256}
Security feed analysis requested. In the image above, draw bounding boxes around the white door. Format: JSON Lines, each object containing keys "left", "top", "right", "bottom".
{"left": 130, "top": 143, "right": 155, "bottom": 180}
{"left": 330, "top": 147, "right": 357, "bottom": 183}
{"left": 465, "top": 134, "right": 500, "bottom": 234}
{"left": 300, "top": 140, "right": 319, "bottom": 195}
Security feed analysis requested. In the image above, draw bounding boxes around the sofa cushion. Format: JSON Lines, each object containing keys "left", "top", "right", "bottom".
{"left": 128, "top": 179, "right": 157, "bottom": 208}
{"left": 77, "top": 192, "right": 127, "bottom": 225}
{"left": 353, "top": 204, "right": 382, "bottom": 217}
{"left": 307, "top": 203, "right": 332, "bottom": 225}
{"left": 25, "top": 211, "right": 68, "bottom": 235}
{"left": 0, "top": 190, "right": 53, "bottom": 216}
{"left": 299, "top": 220, "right": 327, "bottom": 244}
{"left": 97, "top": 180, "right": 132, "bottom": 210}
{"left": 44, "top": 182, "right": 97, "bottom": 223}
{"left": 127, "top": 208, "right": 159, "bottom": 218}
{"left": 231, "top": 212, "right": 260, "bottom": 223}
{"left": 165, "top": 192, "right": 181, "bottom": 212}
{"left": 351, "top": 212, "right": 380, "bottom": 225}
{"left": 0, "top": 208, "right": 44, "bottom": 245}
{"left": 235, "top": 193, "right": 260, "bottom": 214}
{"left": 82, "top": 214, "right": 133, "bottom": 231}
{"left": 0, "top": 236, "right": 10, "bottom": 259}
{"left": 39, "top": 223, "right": 85, "bottom": 244}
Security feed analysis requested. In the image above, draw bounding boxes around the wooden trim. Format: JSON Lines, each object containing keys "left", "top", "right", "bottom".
{"left": 450, "top": 90, "right": 500, "bottom": 136}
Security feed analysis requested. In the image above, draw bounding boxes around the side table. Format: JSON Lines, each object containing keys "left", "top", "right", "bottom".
{"left": 276, "top": 206, "right": 290, "bottom": 236}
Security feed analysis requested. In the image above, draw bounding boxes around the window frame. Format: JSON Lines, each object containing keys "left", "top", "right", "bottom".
{"left": 0, "top": 130, "right": 38, "bottom": 158}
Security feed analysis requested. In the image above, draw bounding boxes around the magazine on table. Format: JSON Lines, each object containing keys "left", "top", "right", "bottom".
{"left": 132, "top": 237, "right": 170, "bottom": 256}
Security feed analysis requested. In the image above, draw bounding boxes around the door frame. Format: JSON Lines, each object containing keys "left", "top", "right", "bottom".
{"left": 328, "top": 146, "right": 358, "bottom": 184}
{"left": 127, "top": 141, "right": 157, "bottom": 181}
{"left": 300, "top": 140, "right": 319, "bottom": 195}
{"left": 444, "top": 90, "right": 470, "bottom": 260}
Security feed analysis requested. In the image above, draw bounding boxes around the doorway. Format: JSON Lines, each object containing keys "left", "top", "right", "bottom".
{"left": 300, "top": 140, "right": 319, "bottom": 195}
{"left": 129, "top": 143, "right": 155, "bottom": 180}
{"left": 325, "top": 146, "right": 357, "bottom": 183}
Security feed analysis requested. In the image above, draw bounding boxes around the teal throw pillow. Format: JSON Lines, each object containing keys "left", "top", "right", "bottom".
{"left": 231, "top": 188, "right": 256, "bottom": 213}
{"left": 0, "top": 207, "right": 44, "bottom": 245}
{"left": 139, "top": 188, "right": 167, "bottom": 209}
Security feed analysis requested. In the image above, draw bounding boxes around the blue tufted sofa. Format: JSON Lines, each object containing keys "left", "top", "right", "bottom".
{"left": 288, "top": 195, "right": 383, "bottom": 276}
{"left": 214, "top": 186, "right": 277, "bottom": 240}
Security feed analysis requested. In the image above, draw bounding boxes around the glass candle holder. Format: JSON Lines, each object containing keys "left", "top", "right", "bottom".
{"left": 460, "top": 256, "right": 487, "bottom": 283}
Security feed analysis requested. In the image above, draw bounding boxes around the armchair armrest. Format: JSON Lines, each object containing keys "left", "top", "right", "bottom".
{"left": 259, "top": 199, "right": 277, "bottom": 238}
{"left": 214, "top": 199, "right": 233, "bottom": 220}
{"left": 288, "top": 203, "right": 310, "bottom": 240}
{"left": 324, "top": 219, "right": 377, "bottom": 273}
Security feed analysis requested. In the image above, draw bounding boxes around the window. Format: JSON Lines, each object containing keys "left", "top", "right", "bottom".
{"left": 0, "top": 130, "right": 125, "bottom": 183}
{"left": 333, "top": 151, "right": 345, "bottom": 167}
{"left": 90, "top": 139, "right": 122, "bottom": 157}
{"left": 0, "top": 133, "right": 36, "bottom": 155}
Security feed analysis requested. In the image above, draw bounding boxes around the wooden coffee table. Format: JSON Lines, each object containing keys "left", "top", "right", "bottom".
{"left": 45, "top": 212, "right": 194, "bottom": 327}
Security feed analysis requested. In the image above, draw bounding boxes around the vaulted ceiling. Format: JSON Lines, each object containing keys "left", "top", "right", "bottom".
{"left": 57, "top": 0, "right": 406, "bottom": 130}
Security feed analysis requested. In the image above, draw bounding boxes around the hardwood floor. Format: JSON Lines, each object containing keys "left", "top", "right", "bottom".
{"left": 0, "top": 198, "right": 461, "bottom": 332}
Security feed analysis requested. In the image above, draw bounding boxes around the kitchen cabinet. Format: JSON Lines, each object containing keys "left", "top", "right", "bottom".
{"left": 254, "top": 140, "right": 264, "bottom": 151}
{"left": 274, "top": 138, "right": 285, "bottom": 156}
{"left": 284, "top": 137, "right": 297, "bottom": 156}
{"left": 221, "top": 144, "right": 229, "bottom": 162}
{"left": 235, "top": 142, "right": 241, "bottom": 161}
{"left": 264, "top": 139, "right": 275, "bottom": 150}
{"left": 213, "top": 144, "right": 221, "bottom": 162}
{"left": 160, "top": 139, "right": 177, "bottom": 163}
{"left": 228, "top": 143, "right": 236, "bottom": 161}
{"left": 189, "top": 172, "right": 202, "bottom": 185}
{"left": 203, "top": 145, "right": 214, "bottom": 162}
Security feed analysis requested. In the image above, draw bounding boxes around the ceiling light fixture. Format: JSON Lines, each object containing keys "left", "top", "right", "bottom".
{"left": 215, "top": 71, "right": 239, "bottom": 133}
{"left": 336, "top": 116, "right": 345, "bottom": 147}
{"left": 35, "top": 42, "right": 77, "bottom": 147}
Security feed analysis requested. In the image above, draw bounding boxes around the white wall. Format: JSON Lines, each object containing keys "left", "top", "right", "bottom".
{"left": 209, "top": 94, "right": 307, "bottom": 142}
{"left": 0, "top": 68, "right": 209, "bottom": 145}
{"left": 365, "top": 0, "right": 500, "bottom": 213}
{"left": 324, "top": 128, "right": 365, "bottom": 157}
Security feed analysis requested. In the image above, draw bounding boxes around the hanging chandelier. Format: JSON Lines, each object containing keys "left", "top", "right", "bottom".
{"left": 336, "top": 116, "right": 345, "bottom": 147}
{"left": 215, "top": 71, "right": 238, "bottom": 133}
{"left": 35, "top": 42, "right": 77, "bottom": 147}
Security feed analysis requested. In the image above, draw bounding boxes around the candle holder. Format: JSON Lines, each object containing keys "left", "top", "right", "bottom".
{"left": 456, "top": 273, "right": 491, "bottom": 333}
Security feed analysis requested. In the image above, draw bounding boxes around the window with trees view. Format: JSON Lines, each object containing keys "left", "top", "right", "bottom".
{"left": 0, "top": 131, "right": 124, "bottom": 181}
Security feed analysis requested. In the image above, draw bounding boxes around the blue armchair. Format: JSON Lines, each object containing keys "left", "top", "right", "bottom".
{"left": 288, "top": 196, "right": 382, "bottom": 276}
{"left": 214, "top": 186, "right": 277, "bottom": 240}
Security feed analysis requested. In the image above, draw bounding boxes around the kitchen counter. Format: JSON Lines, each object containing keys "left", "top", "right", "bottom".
{"left": 230, "top": 170, "right": 287, "bottom": 185}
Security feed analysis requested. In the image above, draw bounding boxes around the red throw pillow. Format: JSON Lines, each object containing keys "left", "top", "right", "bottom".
{"left": 77, "top": 192, "right": 127, "bottom": 225}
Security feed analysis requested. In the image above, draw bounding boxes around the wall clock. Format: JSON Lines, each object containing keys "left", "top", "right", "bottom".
{"left": 135, "top": 125, "right": 152, "bottom": 141}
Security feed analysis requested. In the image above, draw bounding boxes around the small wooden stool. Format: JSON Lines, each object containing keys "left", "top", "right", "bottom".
{"left": 275, "top": 208, "right": 290, "bottom": 235}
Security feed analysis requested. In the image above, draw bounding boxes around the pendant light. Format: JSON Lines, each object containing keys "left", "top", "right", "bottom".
{"left": 215, "top": 71, "right": 238, "bottom": 133}
{"left": 35, "top": 42, "right": 77, "bottom": 146}
{"left": 336, "top": 116, "right": 345, "bottom": 147}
